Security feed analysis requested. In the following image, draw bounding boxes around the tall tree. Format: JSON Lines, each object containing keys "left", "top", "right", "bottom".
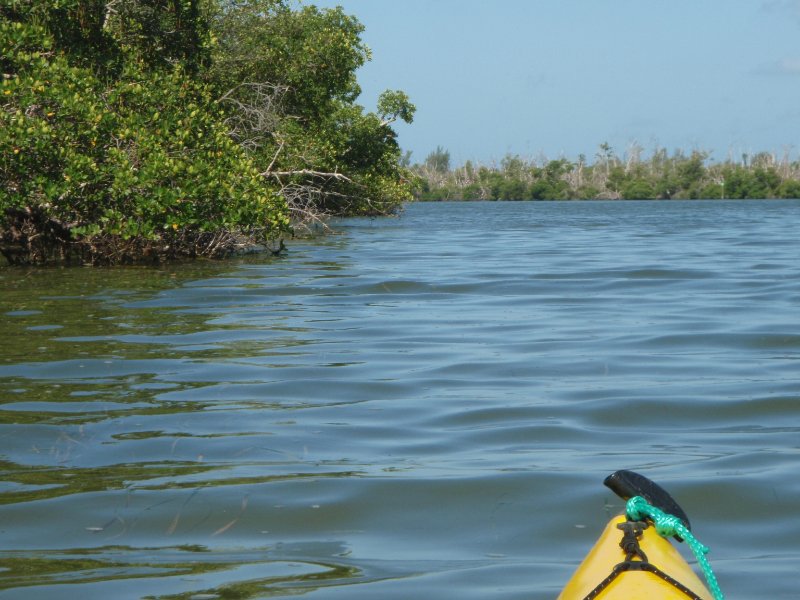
{"left": 425, "top": 146, "right": 451, "bottom": 173}
{"left": 208, "top": 0, "right": 415, "bottom": 220}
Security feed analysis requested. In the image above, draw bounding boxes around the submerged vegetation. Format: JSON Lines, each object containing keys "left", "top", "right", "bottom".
{"left": 414, "top": 144, "right": 800, "bottom": 201}
{"left": 0, "top": 0, "right": 415, "bottom": 265}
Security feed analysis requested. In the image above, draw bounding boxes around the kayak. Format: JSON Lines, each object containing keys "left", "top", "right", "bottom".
{"left": 557, "top": 514, "right": 713, "bottom": 599}
{"left": 557, "top": 471, "right": 720, "bottom": 600}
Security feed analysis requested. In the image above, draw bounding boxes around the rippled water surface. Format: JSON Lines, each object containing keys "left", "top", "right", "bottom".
{"left": 1, "top": 200, "right": 799, "bottom": 599}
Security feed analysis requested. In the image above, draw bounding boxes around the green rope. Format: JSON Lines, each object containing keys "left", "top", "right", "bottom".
{"left": 626, "top": 496, "right": 724, "bottom": 600}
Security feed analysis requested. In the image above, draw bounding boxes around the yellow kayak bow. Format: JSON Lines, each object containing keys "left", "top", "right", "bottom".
{"left": 558, "top": 470, "right": 722, "bottom": 600}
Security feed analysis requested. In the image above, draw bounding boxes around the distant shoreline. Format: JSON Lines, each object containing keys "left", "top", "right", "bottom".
{"left": 411, "top": 147, "right": 800, "bottom": 202}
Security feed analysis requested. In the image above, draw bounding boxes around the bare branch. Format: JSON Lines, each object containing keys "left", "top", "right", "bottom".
{"left": 263, "top": 169, "right": 353, "bottom": 182}
{"left": 265, "top": 140, "right": 285, "bottom": 174}
{"left": 219, "top": 82, "right": 289, "bottom": 151}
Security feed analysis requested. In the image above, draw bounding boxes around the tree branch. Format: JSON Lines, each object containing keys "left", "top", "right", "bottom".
{"left": 262, "top": 169, "right": 353, "bottom": 182}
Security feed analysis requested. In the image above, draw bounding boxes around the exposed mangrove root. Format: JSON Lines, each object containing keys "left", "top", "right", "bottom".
{"left": 0, "top": 206, "right": 280, "bottom": 266}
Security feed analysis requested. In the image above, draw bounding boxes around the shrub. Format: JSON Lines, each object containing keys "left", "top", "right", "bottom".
{"left": 1, "top": 6, "right": 288, "bottom": 264}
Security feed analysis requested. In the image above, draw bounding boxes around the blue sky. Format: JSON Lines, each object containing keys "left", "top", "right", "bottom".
{"left": 310, "top": 0, "right": 800, "bottom": 165}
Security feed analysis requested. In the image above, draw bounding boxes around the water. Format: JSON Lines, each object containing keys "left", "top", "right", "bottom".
{"left": 1, "top": 200, "right": 799, "bottom": 599}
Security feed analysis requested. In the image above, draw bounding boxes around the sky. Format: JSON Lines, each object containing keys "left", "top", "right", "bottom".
{"left": 309, "top": 0, "right": 800, "bottom": 166}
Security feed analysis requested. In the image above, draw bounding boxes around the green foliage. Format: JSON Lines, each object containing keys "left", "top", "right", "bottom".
{"left": 414, "top": 146, "right": 800, "bottom": 202}
{"left": 1, "top": 0, "right": 121, "bottom": 74}
{"left": 425, "top": 146, "right": 451, "bottom": 173}
{"left": 721, "top": 166, "right": 781, "bottom": 200}
{"left": 677, "top": 151, "right": 707, "bottom": 190}
{"left": 1, "top": 0, "right": 415, "bottom": 263}
{"left": 575, "top": 185, "right": 601, "bottom": 200}
{"left": 0, "top": 0, "right": 287, "bottom": 263}
{"left": 483, "top": 170, "right": 504, "bottom": 200}
{"left": 698, "top": 182, "right": 724, "bottom": 199}
{"left": 107, "top": 0, "right": 215, "bottom": 73}
{"left": 0, "top": 49, "right": 286, "bottom": 244}
{"left": 207, "top": 0, "right": 413, "bottom": 217}
{"left": 287, "top": 101, "right": 413, "bottom": 213}
{"left": 500, "top": 154, "right": 527, "bottom": 179}
{"left": 526, "top": 159, "right": 570, "bottom": 200}
{"left": 462, "top": 182, "right": 483, "bottom": 200}
{"left": 605, "top": 165, "right": 627, "bottom": 195}
{"left": 621, "top": 179, "right": 655, "bottom": 200}
{"left": 498, "top": 178, "right": 526, "bottom": 200}
{"left": 529, "top": 180, "right": 565, "bottom": 200}
{"left": 209, "top": 1, "right": 369, "bottom": 121}
{"left": 377, "top": 89, "right": 415, "bottom": 125}
{"left": 777, "top": 179, "right": 800, "bottom": 198}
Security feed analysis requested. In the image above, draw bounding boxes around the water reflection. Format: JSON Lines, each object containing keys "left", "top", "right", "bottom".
{"left": 0, "top": 544, "right": 361, "bottom": 599}
{"left": 1, "top": 202, "right": 799, "bottom": 597}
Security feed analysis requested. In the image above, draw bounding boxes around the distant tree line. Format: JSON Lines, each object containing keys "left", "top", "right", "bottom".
{"left": 1, "top": 0, "right": 415, "bottom": 265}
{"left": 413, "top": 143, "right": 800, "bottom": 201}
